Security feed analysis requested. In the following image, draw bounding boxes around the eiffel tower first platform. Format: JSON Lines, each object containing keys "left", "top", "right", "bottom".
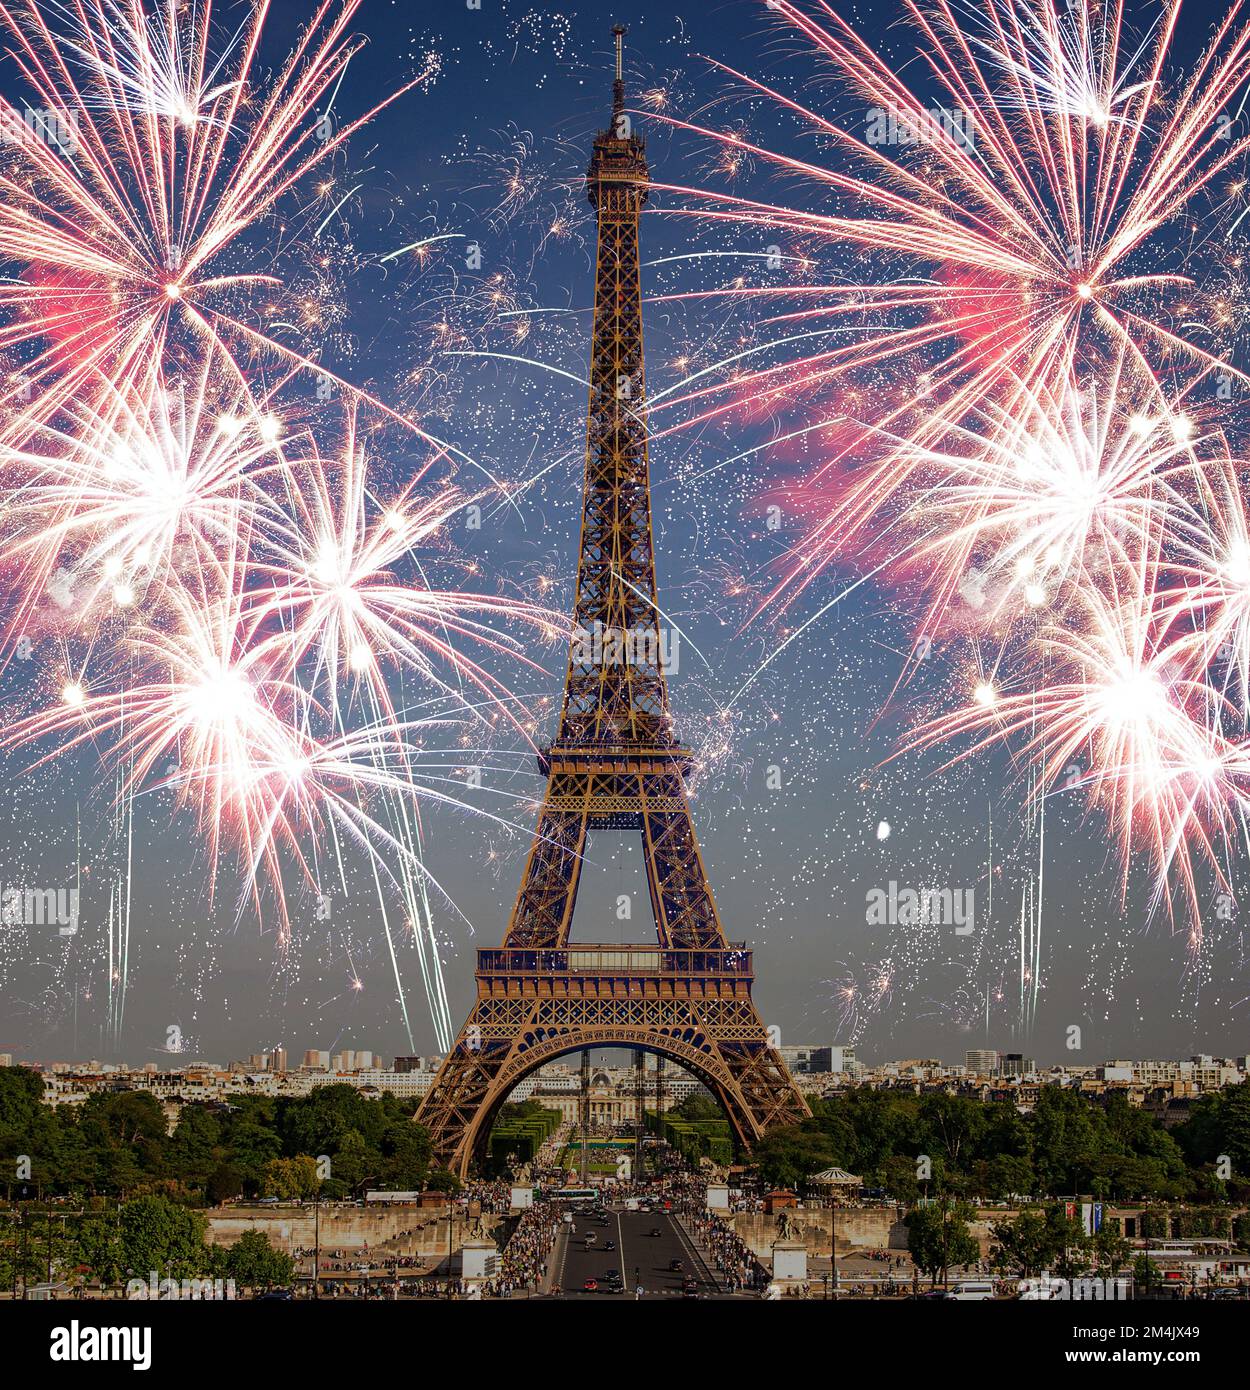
{"left": 416, "top": 27, "right": 809, "bottom": 1177}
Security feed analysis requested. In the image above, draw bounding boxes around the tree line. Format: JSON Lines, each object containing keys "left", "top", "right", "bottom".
{"left": 0, "top": 1068, "right": 443, "bottom": 1202}
{"left": 752, "top": 1081, "right": 1250, "bottom": 1202}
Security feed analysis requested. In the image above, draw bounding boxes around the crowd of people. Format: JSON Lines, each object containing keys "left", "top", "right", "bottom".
{"left": 460, "top": 1180, "right": 515, "bottom": 1215}
{"left": 678, "top": 1205, "right": 767, "bottom": 1293}
{"left": 491, "top": 1200, "right": 564, "bottom": 1297}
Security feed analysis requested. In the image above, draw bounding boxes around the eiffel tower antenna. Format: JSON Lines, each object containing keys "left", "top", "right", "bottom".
{"left": 613, "top": 23, "right": 626, "bottom": 118}
{"left": 415, "top": 30, "right": 809, "bottom": 1179}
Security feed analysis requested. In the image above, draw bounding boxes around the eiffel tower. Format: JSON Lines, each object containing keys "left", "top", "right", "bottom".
{"left": 417, "top": 27, "right": 809, "bottom": 1177}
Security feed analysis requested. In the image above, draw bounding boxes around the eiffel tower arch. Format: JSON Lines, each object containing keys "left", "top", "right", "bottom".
{"left": 416, "top": 27, "right": 809, "bottom": 1178}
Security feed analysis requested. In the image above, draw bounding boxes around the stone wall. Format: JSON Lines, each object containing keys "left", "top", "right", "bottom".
{"left": 729, "top": 1206, "right": 1002, "bottom": 1259}
{"left": 204, "top": 1204, "right": 506, "bottom": 1260}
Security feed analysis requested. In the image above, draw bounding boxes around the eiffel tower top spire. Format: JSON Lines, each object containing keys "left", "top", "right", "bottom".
{"left": 587, "top": 23, "right": 649, "bottom": 197}
{"left": 612, "top": 23, "right": 626, "bottom": 122}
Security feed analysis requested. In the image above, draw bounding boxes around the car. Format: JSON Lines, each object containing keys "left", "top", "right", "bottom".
{"left": 582, "top": 1278, "right": 598, "bottom": 1292}
{"left": 257, "top": 1196, "right": 280, "bottom": 1206}
{"left": 669, "top": 1258, "right": 684, "bottom": 1273}
{"left": 254, "top": 1288, "right": 293, "bottom": 1300}
{"left": 950, "top": 1282, "right": 995, "bottom": 1302}
{"left": 602, "top": 1269, "right": 620, "bottom": 1281}
{"left": 649, "top": 1227, "right": 662, "bottom": 1237}
{"left": 603, "top": 1240, "right": 616, "bottom": 1251}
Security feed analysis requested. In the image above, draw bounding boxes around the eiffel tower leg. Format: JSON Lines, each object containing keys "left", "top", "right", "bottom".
{"left": 641, "top": 771, "right": 732, "bottom": 948}
{"left": 502, "top": 802, "right": 588, "bottom": 948}
{"left": 417, "top": 799, "right": 588, "bottom": 1170}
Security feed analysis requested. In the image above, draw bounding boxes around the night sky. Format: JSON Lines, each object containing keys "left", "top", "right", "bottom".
{"left": 0, "top": 0, "right": 1246, "bottom": 1071}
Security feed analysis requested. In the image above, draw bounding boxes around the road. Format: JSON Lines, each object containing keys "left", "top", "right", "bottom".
{"left": 549, "top": 1206, "right": 724, "bottom": 1300}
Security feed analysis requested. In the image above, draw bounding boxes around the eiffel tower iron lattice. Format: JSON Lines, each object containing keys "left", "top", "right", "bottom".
{"left": 416, "top": 27, "right": 809, "bottom": 1177}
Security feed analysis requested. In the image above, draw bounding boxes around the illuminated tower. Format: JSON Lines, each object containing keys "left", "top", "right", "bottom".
{"left": 416, "top": 27, "right": 809, "bottom": 1177}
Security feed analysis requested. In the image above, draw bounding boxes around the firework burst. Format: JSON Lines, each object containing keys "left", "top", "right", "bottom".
{"left": 0, "top": 0, "right": 561, "bottom": 1042}
{"left": 0, "top": 0, "right": 431, "bottom": 430}
{"left": 644, "top": 0, "right": 1250, "bottom": 943}
{"left": 651, "top": 0, "right": 1250, "bottom": 597}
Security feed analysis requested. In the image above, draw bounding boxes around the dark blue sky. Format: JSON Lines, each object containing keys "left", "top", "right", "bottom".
{"left": 1, "top": 0, "right": 1246, "bottom": 1070}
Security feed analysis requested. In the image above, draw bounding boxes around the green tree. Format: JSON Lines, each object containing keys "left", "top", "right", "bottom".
{"left": 279, "top": 1085, "right": 387, "bottom": 1157}
{"left": 752, "top": 1127, "right": 844, "bottom": 1190}
{"left": 0, "top": 1065, "right": 43, "bottom": 1129}
{"left": 378, "top": 1120, "right": 432, "bottom": 1190}
{"left": 878, "top": 1153, "right": 922, "bottom": 1203}
{"left": 262, "top": 1155, "right": 319, "bottom": 1200}
{"left": 168, "top": 1105, "right": 223, "bottom": 1192}
{"left": 904, "top": 1199, "right": 980, "bottom": 1285}
{"left": 329, "top": 1129, "right": 372, "bottom": 1193}
{"left": 674, "top": 1093, "right": 723, "bottom": 1123}
{"left": 1176, "top": 1081, "right": 1250, "bottom": 1179}
{"left": 991, "top": 1208, "right": 1054, "bottom": 1277}
{"left": 75, "top": 1214, "right": 124, "bottom": 1287}
{"left": 1234, "top": 1213, "right": 1250, "bottom": 1251}
{"left": 0, "top": 1068, "right": 72, "bottom": 1195}
{"left": 117, "top": 1196, "right": 208, "bottom": 1279}
{"left": 206, "top": 1162, "right": 243, "bottom": 1206}
{"left": 979, "top": 1153, "right": 1035, "bottom": 1201}
{"left": 1091, "top": 1224, "right": 1131, "bottom": 1274}
{"left": 1047, "top": 1205, "right": 1094, "bottom": 1278}
{"left": 919, "top": 1094, "right": 986, "bottom": 1170}
{"left": 223, "top": 1229, "right": 294, "bottom": 1291}
{"left": 1031, "top": 1087, "right": 1105, "bottom": 1195}
{"left": 217, "top": 1099, "right": 282, "bottom": 1195}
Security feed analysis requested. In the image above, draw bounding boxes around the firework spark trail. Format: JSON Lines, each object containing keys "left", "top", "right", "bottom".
{"left": 245, "top": 403, "right": 561, "bottom": 734}
{"left": 0, "top": 341, "right": 287, "bottom": 645}
{"left": 898, "top": 547, "right": 1242, "bottom": 924}
{"left": 718, "top": 350, "right": 1213, "bottom": 670}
